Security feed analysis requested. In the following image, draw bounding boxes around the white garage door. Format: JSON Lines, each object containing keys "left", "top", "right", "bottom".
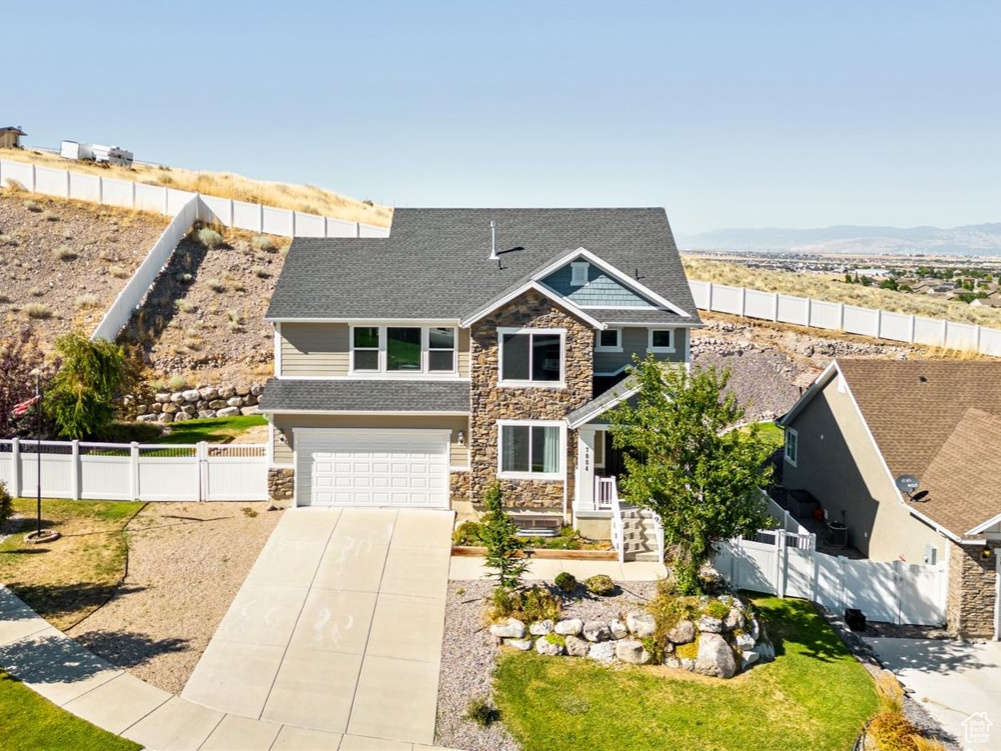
{"left": 295, "top": 428, "right": 450, "bottom": 508}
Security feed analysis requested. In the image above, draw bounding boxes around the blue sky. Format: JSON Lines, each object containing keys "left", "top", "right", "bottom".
{"left": 4, "top": 1, "right": 999, "bottom": 234}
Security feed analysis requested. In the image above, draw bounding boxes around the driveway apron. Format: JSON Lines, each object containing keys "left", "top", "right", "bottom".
{"left": 867, "top": 637, "right": 1001, "bottom": 748}
{"left": 182, "top": 507, "right": 454, "bottom": 747}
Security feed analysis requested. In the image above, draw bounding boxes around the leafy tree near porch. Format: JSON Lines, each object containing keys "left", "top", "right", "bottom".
{"left": 607, "top": 357, "right": 772, "bottom": 594}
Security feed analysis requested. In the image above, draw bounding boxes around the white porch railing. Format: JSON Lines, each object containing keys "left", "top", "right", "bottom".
{"left": 595, "top": 476, "right": 617, "bottom": 510}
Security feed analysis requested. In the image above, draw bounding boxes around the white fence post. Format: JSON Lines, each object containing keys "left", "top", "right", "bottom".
{"left": 198, "top": 441, "right": 208, "bottom": 502}
{"left": 776, "top": 530, "right": 787, "bottom": 597}
{"left": 771, "top": 292, "right": 778, "bottom": 322}
{"left": 11, "top": 437, "right": 21, "bottom": 498}
{"left": 740, "top": 287, "right": 747, "bottom": 317}
{"left": 707, "top": 282, "right": 714, "bottom": 312}
{"left": 909, "top": 314, "right": 916, "bottom": 343}
{"left": 130, "top": 442, "right": 140, "bottom": 500}
{"left": 71, "top": 440, "right": 81, "bottom": 500}
{"left": 838, "top": 303, "right": 845, "bottom": 331}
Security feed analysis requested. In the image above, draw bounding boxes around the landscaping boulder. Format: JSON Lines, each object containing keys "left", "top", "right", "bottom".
{"left": 666, "top": 619, "right": 696, "bottom": 644}
{"left": 174, "top": 412, "right": 191, "bottom": 422}
{"left": 740, "top": 650, "right": 759, "bottom": 670}
{"left": 198, "top": 410, "right": 216, "bottom": 419}
{"left": 137, "top": 413, "right": 158, "bottom": 423}
{"left": 536, "top": 639, "right": 563, "bottom": 656}
{"left": 227, "top": 397, "right": 244, "bottom": 408}
{"left": 490, "top": 618, "right": 526, "bottom": 639}
{"left": 529, "top": 619, "right": 554, "bottom": 637}
{"left": 564, "top": 635, "right": 590, "bottom": 657}
{"left": 696, "top": 615, "right": 725, "bottom": 633}
{"left": 216, "top": 407, "right": 241, "bottom": 418}
{"left": 219, "top": 386, "right": 236, "bottom": 398}
{"left": 199, "top": 387, "right": 218, "bottom": 400}
{"left": 170, "top": 392, "right": 185, "bottom": 404}
{"left": 506, "top": 638, "right": 533, "bottom": 651}
{"left": 625, "top": 611, "right": 656, "bottom": 638}
{"left": 663, "top": 655, "right": 682, "bottom": 669}
{"left": 734, "top": 632, "right": 756, "bottom": 651}
{"left": 756, "top": 640, "right": 776, "bottom": 662}
{"left": 749, "top": 618, "right": 761, "bottom": 641}
{"left": 554, "top": 618, "right": 583, "bottom": 636}
{"left": 587, "top": 641, "right": 616, "bottom": 664}
{"left": 209, "top": 399, "right": 227, "bottom": 409}
{"left": 182, "top": 389, "right": 201, "bottom": 402}
{"left": 583, "top": 621, "right": 611, "bottom": 642}
{"left": 609, "top": 619, "right": 629, "bottom": 640}
{"left": 162, "top": 403, "right": 179, "bottom": 415}
{"left": 615, "top": 639, "right": 651, "bottom": 665}
{"left": 158, "top": 412, "right": 174, "bottom": 424}
{"left": 723, "top": 608, "right": 745, "bottom": 632}
{"left": 694, "top": 633, "right": 737, "bottom": 678}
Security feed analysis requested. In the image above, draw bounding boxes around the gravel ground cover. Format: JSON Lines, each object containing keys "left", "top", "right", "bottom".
{"left": 0, "top": 189, "right": 169, "bottom": 344}
{"left": 436, "top": 578, "right": 657, "bottom": 751}
{"left": 65, "top": 501, "right": 281, "bottom": 694}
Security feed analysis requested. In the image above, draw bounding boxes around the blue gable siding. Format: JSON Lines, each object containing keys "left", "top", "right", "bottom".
{"left": 541, "top": 264, "right": 652, "bottom": 307}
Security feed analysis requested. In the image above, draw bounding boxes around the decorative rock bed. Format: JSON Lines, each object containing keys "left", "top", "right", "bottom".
{"left": 126, "top": 383, "right": 263, "bottom": 424}
{"left": 488, "top": 593, "right": 773, "bottom": 679}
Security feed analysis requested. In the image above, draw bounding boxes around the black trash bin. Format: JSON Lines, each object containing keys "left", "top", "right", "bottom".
{"left": 827, "top": 521, "right": 848, "bottom": 547}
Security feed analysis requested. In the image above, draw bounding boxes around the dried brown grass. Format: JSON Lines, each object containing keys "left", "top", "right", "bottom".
{"left": 2, "top": 149, "right": 392, "bottom": 227}
{"left": 683, "top": 257, "right": 1001, "bottom": 328}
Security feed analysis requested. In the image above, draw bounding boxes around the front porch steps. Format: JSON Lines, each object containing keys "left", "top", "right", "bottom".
{"left": 618, "top": 504, "right": 661, "bottom": 562}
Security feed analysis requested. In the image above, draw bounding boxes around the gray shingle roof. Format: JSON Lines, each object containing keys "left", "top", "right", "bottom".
{"left": 259, "top": 379, "right": 470, "bottom": 413}
{"left": 266, "top": 208, "right": 699, "bottom": 322}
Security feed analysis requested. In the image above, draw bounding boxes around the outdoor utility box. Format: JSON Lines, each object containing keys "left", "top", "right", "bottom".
{"left": 845, "top": 608, "right": 866, "bottom": 631}
{"left": 786, "top": 488, "right": 818, "bottom": 517}
{"left": 827, "top": 521, "right": 848, "bottom": 547}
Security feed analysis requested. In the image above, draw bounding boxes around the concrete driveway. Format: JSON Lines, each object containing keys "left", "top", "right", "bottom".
{"left": 867, "top": 637, "right": 1001, "bottom": 748}
{"left": 182, "top": 507, "right": 454, "bottom": 748}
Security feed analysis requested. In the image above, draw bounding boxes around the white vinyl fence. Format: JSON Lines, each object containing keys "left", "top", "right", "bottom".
{"left": 690, "top": 280, "right": 1001, "bottom": 357}
{"left": 0, "top": 438, "right": 267, "bottom": 502}
{"left": 91, "top": 196, "right": 201, "bottom": 341}
{"left": 0, "top": 157, "right": 389, "bottom": 239}
{"left": 714, "top": 534, "right": 947, "bottom": 626}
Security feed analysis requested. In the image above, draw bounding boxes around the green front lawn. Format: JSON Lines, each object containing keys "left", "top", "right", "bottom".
{"left": 152, "top": 414, "right": 266, "bottom": 444}
{"left": 494, "top": 596, "right": 877, "bottom": 751}
{"left": 0, "top": 670, "right": 140, "bottom": 751}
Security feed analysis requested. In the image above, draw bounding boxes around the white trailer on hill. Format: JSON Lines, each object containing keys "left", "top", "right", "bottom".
{"left": 60, "top": 140, "right": 134, "bottom": 167}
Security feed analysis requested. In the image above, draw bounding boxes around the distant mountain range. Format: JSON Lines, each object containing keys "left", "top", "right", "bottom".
{"left": 677, "top": 223, "right": 1001, "bottom": 256}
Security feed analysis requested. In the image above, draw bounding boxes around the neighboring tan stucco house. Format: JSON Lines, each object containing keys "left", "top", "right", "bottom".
{"left": 780, "top": 359, "right": 1001, "bottom": 637}
{"left": 0, "top": 126, "right": 27, "bottom": 149}
{"left": 258, "top": 208, "right": 701, "bottom": 537}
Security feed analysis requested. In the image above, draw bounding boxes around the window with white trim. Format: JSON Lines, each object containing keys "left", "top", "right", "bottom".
{"left": 428, "top": 327, "right": 456, "bottom": 372}
{"left": 350, "top": 325, "right": 458, "bottom": 374}
{"left": 595, "top": 328, "right": 622, "bottom": 352}
{"left": 499, "top": 328, "right": 564, "bottom": 385}
{"left": 784, "top": 428, "right": 798, "bottom": 466}
{"left": 570, "top": 261, "right": 589, "bottom": 287}
{"left": 648, "top": 328, "right": 675, "bottom": 352}
{"left": 353, "top": 326, "right": 380, "bottom": 371}
{"left": 499, "top": 421, "right": 563, "bottom": 478}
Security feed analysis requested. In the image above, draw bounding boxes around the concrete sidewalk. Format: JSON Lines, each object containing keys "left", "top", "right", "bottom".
{"left": 182, "top": 507, "right": 455, "bottom": 748}
{"left": 866, "top": 637, "right": 1001, "bottom": 749}
{"left": 0, "top": 508, "right": 460, "bottom": 751}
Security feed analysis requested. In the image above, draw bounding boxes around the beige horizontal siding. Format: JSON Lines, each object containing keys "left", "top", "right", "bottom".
{"left": 272, "top": 414, "right": 469, "bottom": 467}
{"left": 280, "top": 323, "right": 350, "bottom": 377}
{"left": 458, "top": 328, "right": 470, "bottom": 377}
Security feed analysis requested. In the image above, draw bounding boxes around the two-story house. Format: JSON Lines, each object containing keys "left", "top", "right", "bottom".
{"left": 258, "top": 208, "right": 701, "bottom": 538}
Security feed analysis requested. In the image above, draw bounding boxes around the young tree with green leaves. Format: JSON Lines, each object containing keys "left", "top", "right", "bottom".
{"left": 480, "top": 481, "right": 528, "bottom": 590}
{"left": 47, "top": 332, "right": 125, "bottom": 439}
{"left": 607, "top": 357, "right": 773, "bottom": 594}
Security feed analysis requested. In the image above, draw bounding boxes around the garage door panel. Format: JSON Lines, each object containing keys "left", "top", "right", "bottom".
{"left": 297, "top": 429, "right": 450, "bottom": 508}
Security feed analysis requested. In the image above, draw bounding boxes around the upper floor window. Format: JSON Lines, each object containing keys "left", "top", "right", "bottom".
{"left": 499, "top": 328, "right": 564, "bottom": 386}
{"left": 595, "top": 328, "right": 622, "bottom": 352}
{"left": 351, "top": 325, "right": 457, "bottom": 374}
{"left": 784, "top": 428, "right": 798, "bottom": 467}
{"left": 648, "top": 328, "right": 675, "bottom": 353}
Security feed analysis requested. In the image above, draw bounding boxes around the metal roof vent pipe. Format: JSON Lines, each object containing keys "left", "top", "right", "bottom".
{"left": 490, "top": 220, "right": 498, "bottom": 261}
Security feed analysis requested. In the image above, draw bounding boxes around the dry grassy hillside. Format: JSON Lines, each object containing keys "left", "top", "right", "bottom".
{"left": 683, "top": 256, "right": 1001, "bottom": 328}
{"left": 1, "top": 149, "right": 392, "bottom": 228}
{"left": 0, "top": 188, "right": 169, "bottom": 345}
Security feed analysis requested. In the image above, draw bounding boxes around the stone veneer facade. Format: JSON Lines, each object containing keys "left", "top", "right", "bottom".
{"left": 268, "top": 468, "right": 294, "bottom": 501}
{"left": 469, "top": 290, "right": 595, "bottom": 510}
{"left": 947, "top": 541, "right": 998, "bottom": 638}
